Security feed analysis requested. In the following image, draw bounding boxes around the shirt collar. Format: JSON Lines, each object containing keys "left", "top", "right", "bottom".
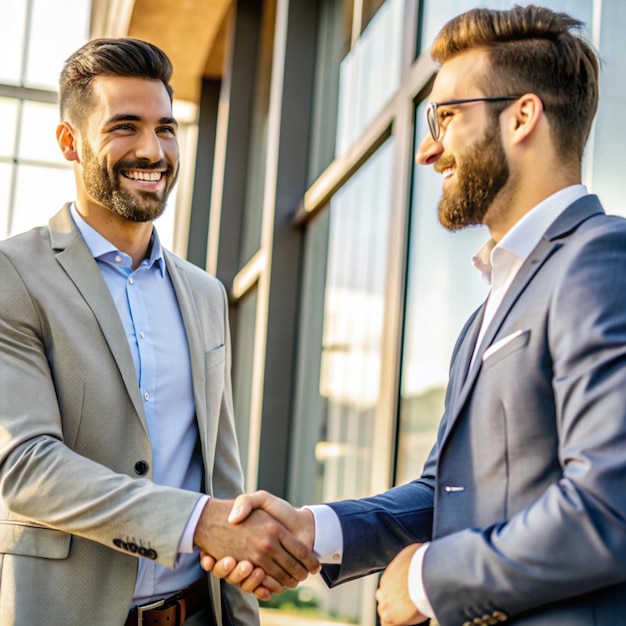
{"left": 473, "top": 184, "right": 588, "bottom": 285}
{"left": 69, "top": 203, "right": 165, "bottom": 276}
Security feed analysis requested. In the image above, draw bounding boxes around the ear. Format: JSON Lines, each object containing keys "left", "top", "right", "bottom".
{"left": 56, "top": 122, "right": 80, "bottom": 162}
{"left": 508, "top": 93, "right": 544, "bottom": 145}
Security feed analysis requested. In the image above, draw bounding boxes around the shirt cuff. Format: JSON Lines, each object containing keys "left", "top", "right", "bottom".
{"left": 303, "top": 504, "right": 343, "bottom": 564}
{"left": 179, "top": 495, "right": 210, "bottom": 554}
{"left": 408, "top": 542, "right": 435, "bottom": 618}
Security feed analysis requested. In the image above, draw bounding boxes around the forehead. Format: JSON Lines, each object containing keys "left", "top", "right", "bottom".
{"left": 430, "top": 49, "right": 491, "bottom": 102}
{"left": 88, "top": 75, "right": 173, "bottom": 122}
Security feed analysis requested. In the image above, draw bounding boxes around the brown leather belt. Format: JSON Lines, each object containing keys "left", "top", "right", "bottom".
{"left": 125, "top": 578, "right": 208, "bottom": 626}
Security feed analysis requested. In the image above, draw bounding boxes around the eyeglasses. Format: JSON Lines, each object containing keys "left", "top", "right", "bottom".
{"left": 426, "top": 96, "right": 520, "bottom": 141}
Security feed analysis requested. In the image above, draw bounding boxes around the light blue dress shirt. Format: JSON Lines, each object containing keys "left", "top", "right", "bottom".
{"left": 70, "top": 205, "right": 204, "bottom": 607}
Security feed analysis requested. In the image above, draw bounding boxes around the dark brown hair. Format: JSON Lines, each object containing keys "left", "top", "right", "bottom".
{"left": 431, "top": 5, "right": 600, "bottom": 162}
{"left": 59, "top": 38, "right": 173, "bottom": 127}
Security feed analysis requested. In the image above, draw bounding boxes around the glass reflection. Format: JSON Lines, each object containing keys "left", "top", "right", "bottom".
{"left": 0, "top": 1, "right": 27, "bottom": 85}
{"left": 287, "top": 139, "right": 394, "bottom": 626}
{"left": 25, "top": 0, "right": 91, "bottom": 89}
{"left": 419, "top": 0, "right": 592, "bottom": 57}
{"left": 396, "top": 102, "right": 488, "bottom": 484}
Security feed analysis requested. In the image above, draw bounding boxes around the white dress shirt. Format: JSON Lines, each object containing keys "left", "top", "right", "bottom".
{"left": 309, "top": 184, "right": 589, "bottom": 618}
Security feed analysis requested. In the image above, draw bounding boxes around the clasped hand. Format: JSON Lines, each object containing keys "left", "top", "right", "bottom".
{"left": 199, "top": 491, "right": 429, "bottom": 625}
{"left": 193, "top": 493, "right": 319, "bottom": 598}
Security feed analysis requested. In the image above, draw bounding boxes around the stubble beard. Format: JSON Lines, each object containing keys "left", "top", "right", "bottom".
{"left": 437, "top": 117, "right": 510, "bottom": 231}
{"left": 81, "top": 142, "right": 178, "bottom": 223}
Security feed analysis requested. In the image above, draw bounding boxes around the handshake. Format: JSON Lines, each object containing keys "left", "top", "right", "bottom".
{"left": 192, "top": 491, "right": 428, "bottom": 626}
{"left": 193, "top": 490, "right": 317, "bottom": 601}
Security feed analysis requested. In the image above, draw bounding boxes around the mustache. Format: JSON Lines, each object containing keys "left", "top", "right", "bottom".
{"left": 434, "top": 156, "right": 455, "bottom": 174}
{"left": 113, "top": 159, "right": 173, "bottom": 175}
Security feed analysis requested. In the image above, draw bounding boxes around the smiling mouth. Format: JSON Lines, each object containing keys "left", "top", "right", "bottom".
{"left": 442, "top": 167, "right": 455, "bottom": 180}
{"left": 122, "top": 170, "right": 164, "bottom": 183}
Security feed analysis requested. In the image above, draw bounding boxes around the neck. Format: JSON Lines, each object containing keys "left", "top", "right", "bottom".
{"left": 485, "top": 170, "right": 581, "bottom": 242}
{"left": 75, "top": 201, "right": 153, "bottom": 270}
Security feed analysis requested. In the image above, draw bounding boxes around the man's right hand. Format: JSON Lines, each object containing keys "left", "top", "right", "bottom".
{"left": 199, "top": 491, "right": 317, "bottom": 599}
{"left": 193, "top": 495, "right": 319, "bottom": 591}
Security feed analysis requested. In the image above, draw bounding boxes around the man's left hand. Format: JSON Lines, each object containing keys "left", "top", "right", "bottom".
{"left": 375, "top": 544, "right": 429, "bottom": 626}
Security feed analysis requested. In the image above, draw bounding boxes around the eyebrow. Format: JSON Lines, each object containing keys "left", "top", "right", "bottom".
{"left": 105, "top": 114, "right": 179, "bottom": 127}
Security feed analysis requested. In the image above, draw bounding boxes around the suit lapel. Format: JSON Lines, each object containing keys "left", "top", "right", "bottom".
{"left": 447, "top": 303, "right": 486, "bottom": 409}
{"left": 49, "top": 205, "right": 148, "bottom": 435}
{"left": 442, "top": 195, "right": 604, "bottom": 445}
{"left": 164, "top": 252, "right": 208, "bottom": 429}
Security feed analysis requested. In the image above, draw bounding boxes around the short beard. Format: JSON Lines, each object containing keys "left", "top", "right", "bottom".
{"left": 81, "top": 143, "right": 178, "bottom": 223}
{"left": 436, "top": 117, "right": 509, "bottom": 231}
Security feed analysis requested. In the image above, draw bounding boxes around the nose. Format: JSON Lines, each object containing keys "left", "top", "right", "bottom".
{"left": 415, "top": 132, "right": 443, "bottom": 166}
{"left": 135, "top": 130, "right": 165, "bottom": 162}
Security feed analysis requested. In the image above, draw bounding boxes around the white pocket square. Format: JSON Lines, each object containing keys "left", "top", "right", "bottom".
{"left": 482, "top": 329, "right": 527, "bottom": 362}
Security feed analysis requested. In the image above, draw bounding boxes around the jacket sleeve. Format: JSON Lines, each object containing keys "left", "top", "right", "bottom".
{"left": 0, "top": 249, "right": 199, "bottom": 569}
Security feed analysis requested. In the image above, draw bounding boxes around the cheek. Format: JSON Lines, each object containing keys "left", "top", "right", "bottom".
{"left": 164, "top": 141, "right": 179, "bottom": 164}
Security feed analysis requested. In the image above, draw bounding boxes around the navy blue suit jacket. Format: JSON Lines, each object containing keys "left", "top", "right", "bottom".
{"left": 322, "top": 196, "right": 626, "bottom": 625}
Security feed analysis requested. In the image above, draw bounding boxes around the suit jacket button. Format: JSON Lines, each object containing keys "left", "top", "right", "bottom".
{"left": 134, "top": 461, "right": 149, "bottom": 475}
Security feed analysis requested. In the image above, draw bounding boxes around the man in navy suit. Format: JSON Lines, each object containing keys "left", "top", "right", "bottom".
{"left": 201, "top": 5, "right": 626, "bottom": 625}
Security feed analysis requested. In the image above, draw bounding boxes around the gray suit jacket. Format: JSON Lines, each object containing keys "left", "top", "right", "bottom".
{"left": 322, "top": 195, "right": 626, "bottom": 625}
{"left": 0, "top": 206, "right": 258, "bottom": 625}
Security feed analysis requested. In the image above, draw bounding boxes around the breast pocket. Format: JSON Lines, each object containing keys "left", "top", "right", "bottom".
{"left": 204, "top": 345, "right": 226, "bottom": 417}
{"left": 206, "top": 344, "right": 226, "bottom": 369}
{"left": 481, "top": 329, "right": 531, "bottom": 369}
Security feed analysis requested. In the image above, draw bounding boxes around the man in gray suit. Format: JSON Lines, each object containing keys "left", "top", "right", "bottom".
{"left": 202, "top": 5, "right": 626, "bottom": 625}
{"left": 0, "top": 38, "right": 318, "bottom": 625}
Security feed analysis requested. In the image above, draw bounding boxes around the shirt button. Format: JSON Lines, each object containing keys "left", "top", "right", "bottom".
{"left": 134, "top": 461, "right": 149, "bottom": 475}
{"left": 115, "top": 255, "right": 122, "bottom": 263}
{"left": 144, "top": 392, "right": 150, "bottom": 401}
{"left": 128, "top": 277, "right": 134, "bottom": 285}
{"left": 139, "top": 331, "right": 145, "bottom": 339}
{"left": 332, "top": 553, "right": 340, "bottom": 562}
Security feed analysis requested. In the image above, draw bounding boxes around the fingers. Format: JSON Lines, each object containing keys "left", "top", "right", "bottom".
{"left": 248, "top": 509, "right": 309, "bottom": 586}
{"left": 195, "top": 497, "right": 314, "bottom": 589}
{"left": 229, "top": 491, "right": 318, "bottom": 574}
{"left": 278, "top": 516, "right": 321, "bottom": 575}
{"left": 202, "top": 553, "right": 285, "bottom": 600}
{"left": 258, "top": 574, "right": 284, "bottom": 596}
{"left": 375, "top": 544, "right": 427, "bottom": 625}
{"left": 229, "top": 490, "right": 281, "bottom": 524}
{"left": 212, "top": 556, "right": 239, "bottom": 578}
{"left": 200, "top": 553, "right": 216, "bottom": 572}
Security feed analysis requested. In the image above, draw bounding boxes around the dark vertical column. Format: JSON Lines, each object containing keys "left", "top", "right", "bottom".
{"left": 256, "top": 0, "right": 320, "bottom": 496}
{"left": 186, "top": 78, "right": 220, "bottom": 268}
{"left": 209, "top": 0, "right": 263, "bottom": 288}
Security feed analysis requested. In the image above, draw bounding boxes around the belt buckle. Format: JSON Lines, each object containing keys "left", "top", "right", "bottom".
{"left": 136, "top": 598, "right": 166, "bottom": 624}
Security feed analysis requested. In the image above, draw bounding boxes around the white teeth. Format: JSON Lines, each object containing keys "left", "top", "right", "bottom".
{"left": 125, "top": 170, "right": 162, "bottom": 182}
{"left": 442, "top": 168, "right": 455, "bottom": 179}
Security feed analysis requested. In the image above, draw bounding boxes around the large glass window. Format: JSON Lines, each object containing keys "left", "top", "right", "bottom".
{"left": 419, "top": 0, "right": 592, "bottom": 56}
{"left": 0, "top": 0, "right": 90, "bottom": 241}
{"left": 336, "top": 0, "right": 404, "bottom": 154}
{"left": 25, "top": 0, "right": 91, "bottom": 90}
{"left": 396, "top": 103, "right": 488, "bottom": 484}
{"left": 0, "top": 2, "right": 29, "bottom": 85}
{"left": 286, "top": 139, "right": 394, "bottom": 625}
